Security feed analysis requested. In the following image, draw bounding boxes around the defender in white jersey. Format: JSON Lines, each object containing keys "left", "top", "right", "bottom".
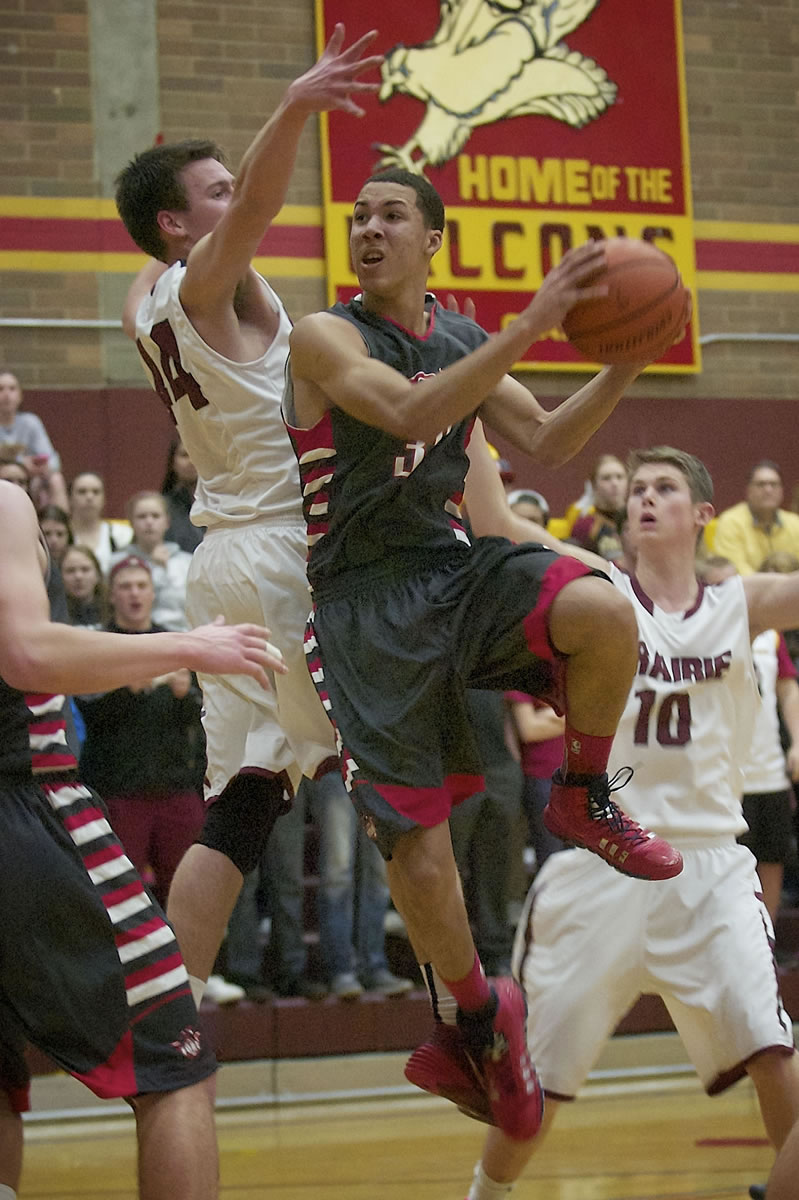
{"left": 116, "top": 25, "right": 383, "bottom": 1001}
{"left": 459, "top": 447, "right": 799, "bottom": 1200}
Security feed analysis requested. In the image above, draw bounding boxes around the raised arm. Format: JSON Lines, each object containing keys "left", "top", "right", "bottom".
{"left": 744, "top": 572, "right": 799, "bottom": 640}
{"left": 480, "top": 362, "right": 644, "bottom": 469}
{"left": 290, "top": 241, "right": 614, "bottom": 443}
{"left": 0, "top": 483, "right": 285, "bottom": 695}
{"left": 180, "top": 26, "right": 382, "bottom": 315}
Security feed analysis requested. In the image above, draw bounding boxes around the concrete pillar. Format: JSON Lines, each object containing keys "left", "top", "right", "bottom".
{"left": 88, "top": 0, "right": 160, "bottom": 381}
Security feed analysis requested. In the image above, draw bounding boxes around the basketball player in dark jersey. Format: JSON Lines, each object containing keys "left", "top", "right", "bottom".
{"left": 0, "top": 479, "right": 282, "bottom": 1200}
{"left": 284, "top": 168, "right": 689, "bottom": 1141}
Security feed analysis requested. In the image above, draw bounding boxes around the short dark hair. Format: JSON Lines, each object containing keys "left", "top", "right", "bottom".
{"left": 115, "top": 139, "right": 226, "bottom": 260}
{"left": 627, "top": 446, "right": 714, "bottom": 504}
{"left": 363, "top": 168, "right": 445, "bottom": 232}
{"left": 748, "top": 459, "right": 782, "bottom": 483}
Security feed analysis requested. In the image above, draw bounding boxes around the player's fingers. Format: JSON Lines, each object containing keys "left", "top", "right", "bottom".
{"left": 265, "top": 639, "right": 288, "bottom": 673}
{"left": 341, "top": 28, "right": 379, "bottom": 59}
{"left": 236, "top": 622, "right": 273, "bottom": 639}
{"left": 249, "top": 664, "right": 272, "bottom": 691}
{"left": 463, "top": 297, "right": 477, "bottom": 321}
{"left": 335, "top": 98, "right": 367, "bottom": 117}
{"left": 573, "top": 283, "right": 609, "bottom": 300}
{"left": 345, "top": 55, "right": 385, "bottom": 77}
{"left": 324, "top": 22, "right": 346, "bottom": 57}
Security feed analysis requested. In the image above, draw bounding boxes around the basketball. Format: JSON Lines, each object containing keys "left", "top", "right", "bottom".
{"left": 562, "top": 238, "right": 690, "bottom": 364}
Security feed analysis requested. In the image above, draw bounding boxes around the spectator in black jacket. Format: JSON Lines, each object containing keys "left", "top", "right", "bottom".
{"left": 77, "top": 555, "right": 205, "bottom": 907}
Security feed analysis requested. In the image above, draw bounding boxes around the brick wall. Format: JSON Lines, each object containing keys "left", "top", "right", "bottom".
{"left": 1, "top": 0, "right": 799, "bottom": 506}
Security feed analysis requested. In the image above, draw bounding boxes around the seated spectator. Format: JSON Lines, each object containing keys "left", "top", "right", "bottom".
{"left": 60, "top": 544, "right": 108, "bottom": 628}
{"left": 76, "top": 556, "right": 205, "bottom": 909}
{"left": 712, "top": 460, "right": 799, "bottom": 574}
{"left": 0, "top": 459, "right": 31, "bottom": 490}
{"left": 568, "top": 453, "right": 628, "bottom": 561}
{"left": 38, "top": 504, "right": 73, "bottom": 566}
{"left": 111, "top": 491, "right": 192, "bottom": 631}
{"left": 505, "top": 489, "right": 549, "bottom": 528}
{"left": 69, "top": 470, "right": 133, "bottom": 574}
{"left": 162, "top": 438, "right": 204, "bottom": 553}
{"left": 0, "top": 370, "right": 68, "bottom": 509}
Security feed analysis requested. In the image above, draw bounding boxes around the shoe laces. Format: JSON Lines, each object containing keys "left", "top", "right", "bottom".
{"left": 586, "top": 767, "right": 648, "bottom": 844}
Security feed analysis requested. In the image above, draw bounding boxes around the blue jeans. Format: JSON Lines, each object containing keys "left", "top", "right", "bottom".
{"left": 264, "top": 772, "right": 391, "bottom": 982}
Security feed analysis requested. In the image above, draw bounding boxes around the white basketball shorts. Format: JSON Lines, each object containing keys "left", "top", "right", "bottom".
{"left": 185, "top": 520, "right": 337, "bottom": 800}
{"left": 513, "top": 840, "right": 794, "bottom": 1097}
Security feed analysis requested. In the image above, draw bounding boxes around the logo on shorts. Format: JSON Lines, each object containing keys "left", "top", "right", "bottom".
{"left": 362, "top": 813, "right": 378, "bottom": 842}
{"left": 570, "top": 738, "right": 582, "bottom": 754}
{"left": 172, "top": 1027, "right": 203, "bottom": 1059}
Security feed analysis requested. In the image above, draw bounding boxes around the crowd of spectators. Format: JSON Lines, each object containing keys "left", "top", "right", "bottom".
{"left": 10, "top": 373, "right": 799, "bottom": 1005}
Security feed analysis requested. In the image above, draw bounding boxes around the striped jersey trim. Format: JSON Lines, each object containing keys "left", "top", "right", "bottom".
{"left": 40, "top": 779, "right": 188, "bottom": 1009}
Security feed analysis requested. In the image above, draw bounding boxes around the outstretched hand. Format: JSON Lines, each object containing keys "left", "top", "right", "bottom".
{"left": 524, "top": 240, "right": 609, "bottom": 335}
{"left": 185, "top": 616, "right": 287, "bottom": 691}
{"left": 289, "top": 24, "right": 384, "bottom": 118}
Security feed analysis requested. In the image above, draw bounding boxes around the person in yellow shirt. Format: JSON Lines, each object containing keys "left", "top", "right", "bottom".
{"left": 713, "top": 460, "right": 799, "bottom": 574}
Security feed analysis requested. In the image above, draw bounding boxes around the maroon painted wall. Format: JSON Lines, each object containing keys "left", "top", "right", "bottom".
{"left": 25, "top": 389, "right": 176, "bottom": 518}
{"left": 22, "top": 388, "right": 799, "bottom": 520}
{"left": 487, "top": 395, "right": 799, "bottom": 517}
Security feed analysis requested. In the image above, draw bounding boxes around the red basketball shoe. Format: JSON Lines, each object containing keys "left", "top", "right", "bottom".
{"left": 457, "top": 978, "right": 544, "bottom": 1143}
{"left": 543, "top": 767, "right": 683, "bottom": 880}
{"left": 405, "top": 1021, "right": 492, "bottom": 1125}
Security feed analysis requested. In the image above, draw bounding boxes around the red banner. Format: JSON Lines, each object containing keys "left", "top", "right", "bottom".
{"left": 317, "top": 0, "right": 699, "bottom": 372}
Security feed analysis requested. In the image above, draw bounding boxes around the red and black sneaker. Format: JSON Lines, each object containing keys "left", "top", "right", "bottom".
{"left": 457, "top": 978, "right": 544, "bottom": 1143}
{"left": 405, "top": 1020, "right": 493, "bottom": 1125}
{"left": 543, "top": 767, "right": 683, "bottom": 881}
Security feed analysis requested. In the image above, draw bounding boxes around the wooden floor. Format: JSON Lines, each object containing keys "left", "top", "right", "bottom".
{"left": 21, "top": 1077, "right": 773, "bottom": 1199}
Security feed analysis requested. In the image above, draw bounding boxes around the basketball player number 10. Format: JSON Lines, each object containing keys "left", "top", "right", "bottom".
{"left": 633, "top": 689, "right": 692, "bottom": 746}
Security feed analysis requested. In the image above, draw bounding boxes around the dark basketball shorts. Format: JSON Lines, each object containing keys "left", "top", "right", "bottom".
{"left": 0, "top": 777, "right": 216, "bottom": 1112}
{"left": 740, "top": 789, "right": 795, "bottom": 864}
{"left": 304, "top": 537, "right": 599, "bottom": 856}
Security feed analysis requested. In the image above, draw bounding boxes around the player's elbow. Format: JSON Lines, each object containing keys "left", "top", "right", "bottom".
{"left": 391, "top": 400, "right": 443, "bottom": 444}
{"left": 0, "top": 644, "right": 52, "bottom": 692}
{"left": 528, "top": 437, "right": 568, "bottom": 470}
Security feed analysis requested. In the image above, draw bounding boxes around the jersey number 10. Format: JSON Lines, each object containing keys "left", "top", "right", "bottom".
{"left": 634, "top": 689, "right": 692, "bottom": 746}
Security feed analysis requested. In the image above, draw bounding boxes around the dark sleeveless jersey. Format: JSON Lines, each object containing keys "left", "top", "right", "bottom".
{"left": 0, "top": 536, "right": 78, "bottom": 780}
{"left": 284, "top": 296, "right": 489, "bottom": 593}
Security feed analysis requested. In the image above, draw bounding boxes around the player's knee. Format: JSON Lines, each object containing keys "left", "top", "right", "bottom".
{"left": 197, "top": 771, "right": 293, "bottom": 875}
{"left": 551, "top": 574, "right": 636, "bottom": 656}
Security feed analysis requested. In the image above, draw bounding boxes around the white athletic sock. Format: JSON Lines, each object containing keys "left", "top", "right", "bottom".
{"left": 467, "top": 1162, "right": 514, "bottom": 1200}
{"left": 421, "top": 964, "right": 458, "bottom": 1025}
{"left": 0, "top": 1184, "right": 18, "bottom": 1199}
{"left": 189, "top": 974, "right": 206, "bottom": 1009}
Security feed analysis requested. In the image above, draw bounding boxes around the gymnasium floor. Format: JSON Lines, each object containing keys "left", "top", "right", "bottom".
{"left": 21, "top": 1035, "right": 774, "bottom": 1199}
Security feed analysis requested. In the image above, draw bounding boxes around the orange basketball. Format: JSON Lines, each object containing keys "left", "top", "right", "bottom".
{"left": 562, "top": 238, "right": 690, "bottom": 364}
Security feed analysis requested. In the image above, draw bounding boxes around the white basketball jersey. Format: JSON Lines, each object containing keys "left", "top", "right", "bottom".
{"left": 135, "top": 263, "right": 302, "bottom": 529}
{"left": 607, "top": 565, "right": 759, "bottom": 841}
{"left": 740, "top": 630, "right": 789, "bottom": 794}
